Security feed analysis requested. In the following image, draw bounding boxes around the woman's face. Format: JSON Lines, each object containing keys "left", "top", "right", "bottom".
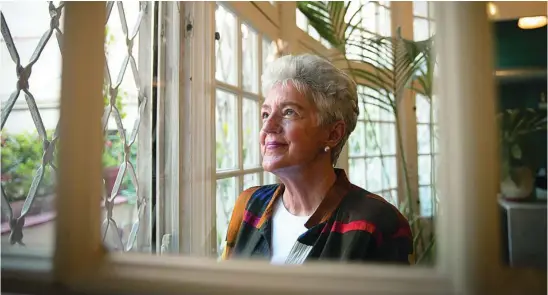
{"left": 260, "top": 82, "right": 330, "bottom": 174}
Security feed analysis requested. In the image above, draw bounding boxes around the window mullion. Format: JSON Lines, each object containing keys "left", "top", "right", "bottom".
{"left": 237, "top": 16, "right": 244, "bottom": 194}
{"left": 136, "top": 0, "right": 155, "bottom": 253}
{"left": 54, "top": 1, "right": 106, "bottom": 282}
{"left": 177, "top": 0, "right": 216, "bottom": 257}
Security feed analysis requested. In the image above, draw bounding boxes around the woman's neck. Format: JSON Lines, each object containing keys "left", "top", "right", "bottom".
{"left": 277, "top": 162, "right": 337, "bottom": 216}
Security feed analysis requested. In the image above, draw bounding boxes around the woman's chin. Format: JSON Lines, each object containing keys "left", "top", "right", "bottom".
{"left": 261, "top": 156, "right": 286, "bottom": 173}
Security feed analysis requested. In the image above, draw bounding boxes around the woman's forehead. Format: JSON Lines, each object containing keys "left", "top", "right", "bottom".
{"left": 263, "top": 83, "right": 308, "bottom": 107}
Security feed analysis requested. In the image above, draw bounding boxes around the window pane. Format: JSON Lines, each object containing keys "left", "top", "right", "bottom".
{"left": 296, "top": 8, "right": 308, "bottom": 31}
{"left": 241, "top": 23, "right": 258, "bottom": 93}
{"left": 215, "top": 90, "right": 238, "bottom": 170}
{"left": 216, "top": 177, "right": 237, "bottom": 254}
{"left": 364, "top": 122, "right": 379, "bottom": 156}
{"left": 418, "top": 155, "right": 432, "bottom": 185}
{"left": 348, "top": 121, "right": 366, "bottom": 157}
{"left": 416, "top": 94, "right": 431, "bottom": 123}
{"left": 215, "top": 5, "right": 237, "bottom": 85}
{"left": 379, "top": 123, "right": 396, "bottom": 155}
{"left": 262, "top": 38, "right": 276, "bottom": 77}
{"left": 417, "top": 124, "right": 431, "bottom": 154}
{"left": 361, "top": 87, "right": 384, "bottom": 121}
{"left": 419, "top": 185, "right": 432, "bottom": 217}
{"left": 381, "top": 156, "right": 397, "bottom": 190}
{"left": 308, "top": 25, "right": 321, "bottom": 41}
{"left": 378, "top": 6, "right": 391, "bottom": 37}
{"left": 413, "top": 1, "right": 429, "bottom": 18}
{"left": 242, "top": 98, "right": 260, "bottom": 168}
{"left": 361, "top": 3, "right": 376, "bottom": 33}
{"left": 413, "top": 18, "right": 430, "bottom": 41}
{"left": 243, "top": 173, "right": 260, "bottom": 190}
{"left": 366, "top": 157, "right": 382, "bottom": 192}
{"left": 263, "top": 171, "right": 277, "bottom": 185}
{"left": 349, "top": 158, "right": 366, "bottom": 188}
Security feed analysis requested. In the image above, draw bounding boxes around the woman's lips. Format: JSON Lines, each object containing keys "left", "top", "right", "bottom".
{"left": 265, "top": 142, "right": 287, "bottom": 150}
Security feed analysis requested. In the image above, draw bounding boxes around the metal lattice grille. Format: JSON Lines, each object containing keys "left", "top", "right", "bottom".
{"left": 1, "top": 2, "right": 64, "bottom": 246}
{"left": 101, "top": 1, "right": 149, "bottom": 252}
{"left": 0, "top": 1, "right": 152, "bottom": 252}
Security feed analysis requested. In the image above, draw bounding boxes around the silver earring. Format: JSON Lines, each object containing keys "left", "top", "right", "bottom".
{"left": 324, "top": 146, "right": 330, "bottom": 153}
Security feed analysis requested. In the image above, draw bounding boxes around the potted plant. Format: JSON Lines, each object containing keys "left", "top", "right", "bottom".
{"left": 498, "top": 108, "right": 547, "bottom": 201}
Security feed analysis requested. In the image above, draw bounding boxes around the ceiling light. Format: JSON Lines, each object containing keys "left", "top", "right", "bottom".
{"left": 518, "top": 16, "right": 547, "bottom": 30}
{"left": 487, "top": 2, "right": 498, "bottom": 18}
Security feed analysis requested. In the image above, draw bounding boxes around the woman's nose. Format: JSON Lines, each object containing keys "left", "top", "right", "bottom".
{"left": 261, "top": 115, "right": 282, "bottom": 134}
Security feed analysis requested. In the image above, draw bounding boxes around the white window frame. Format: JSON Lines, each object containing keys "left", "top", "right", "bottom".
{"left": 3, "top": 2, "right": 544, "bottom": 295}
{"left": 213, "top": 1, "right": 279, "bottom": 257}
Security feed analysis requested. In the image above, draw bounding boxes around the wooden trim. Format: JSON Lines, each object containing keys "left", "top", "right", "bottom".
{"left": 53, "top": 1, "right": 105, "bottom": 283}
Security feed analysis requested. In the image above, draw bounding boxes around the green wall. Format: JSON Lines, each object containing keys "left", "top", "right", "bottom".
{"left": 494, "top": 20, "right": 547, "bottom": 69}
{"left": 494, "top": 20, "right": 547, "bottom": 171}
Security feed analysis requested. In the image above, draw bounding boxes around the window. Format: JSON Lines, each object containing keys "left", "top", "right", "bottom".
{"left": 295, "top": 7, "right": 331, "bottom": 48}
{"left": 214, "top": 4, "right": 277, "bottom": 255}
{"left": 413, "top": 1, "right": 437, "bottom": 216}
{"left": 345, "top": 2, "right": 396, "bottom": 205}
{"left": 345, "top": 1, "right": 391, "bottom": 62}
{"left": 1, "top": 2, "right": 516, "bottom": 295}
{"left": 348, "top": 86, "right": 398, "bottom": 205}
{"left": 0, "top": 1, "right": 154, "bottom": 252}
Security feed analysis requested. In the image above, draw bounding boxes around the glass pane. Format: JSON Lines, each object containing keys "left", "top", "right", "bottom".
{"left": 418, "top": 155, "right": 432, "bottom": 185}
{"left": 364, "top": 122, "right": 379, "bottom": 156}
{"left": 379, "top": 123, "right": 396, "bottom": 155}
{"left": 390, "top": 189, "right": 398, "bottom": 206}
{"left": 263, "top": 171, "right": 277, "bottom": 185}
{"left": 378, "top": 6, "right": 391, "bottom": 37}
{"left": 381, "top": 156, "right": 397, "bottom": 190}
{"left": 349, "top": 158, "right": 366, "bottom": 189}
{"left": 216, "top": 177, "right": 237, "bottom": 254}
{"left": 241, "top": 23, "right": 258, "bottom": 93}
{"left": 417, "top": 124, "right": 432, "bottom": 154}
{"left": 361, "top": 2, "right": 376, "bottom": 33}
{"left": 296, "top": 8, "right": 308, "bottom": 31}
{"left": 348, "top": 121, "right": 366, "bottom": 157}
{"left": 366, "top": 157, "right": 382, "bottom": 192}
{"left": 379, "top": 93, "right": 395, "bottom": 121}
{"left": 216, "top": 90, "right": 238, "bottom": 170}
{"left": 413, "top": 18, "right": 430, "bottom": 41}
{"left": 243, "top": 173, "right": 260, "bottom": 190}
{"left": 215, "top": 5, "right": 237, "bottom": 85}
{"left": 419, "top": 186, "right": 432, "bottom": 217}
{"left": 361, "top": 88, "right": 382, "bottom": 121}
{"left": 102, "top": 2, "right": 149, "bottom": 252}
{"left": 413, "top": 1, "right": 429, "bottom": 18}
{"left": 308, "top": 25, "right": 321, "bottom": 41}
{"left": 262, "top": 38, "right": 276, "bottom": 75}
{"left": 416, "top": 94, "right": 431, "bottom": 123}
{"left": 242, "top": 98, "right": 260, "bottom": 168}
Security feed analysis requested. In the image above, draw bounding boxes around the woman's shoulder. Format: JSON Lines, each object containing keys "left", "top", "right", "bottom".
{"left": 235, "top": 184, "right": 281, "bottom": 211}
{"left": 339, "top": 184, "right": 410, "bottom": 234}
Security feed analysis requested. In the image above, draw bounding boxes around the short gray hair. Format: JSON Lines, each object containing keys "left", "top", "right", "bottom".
{"left": 261, "top": 54, "right": 359, "bottom": 165}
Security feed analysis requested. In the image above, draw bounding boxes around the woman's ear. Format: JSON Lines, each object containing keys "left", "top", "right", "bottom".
{"left": 326, "top": 120, "right": 346, "bottom": 148}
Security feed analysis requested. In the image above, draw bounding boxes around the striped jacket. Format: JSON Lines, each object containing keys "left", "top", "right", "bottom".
{"left": 221, "top": 169, "right": 414, "bottom": 264}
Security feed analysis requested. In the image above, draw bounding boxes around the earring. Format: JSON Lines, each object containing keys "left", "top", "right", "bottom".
{"left": 324, "top": 146, "right": 331, "bottom": 153}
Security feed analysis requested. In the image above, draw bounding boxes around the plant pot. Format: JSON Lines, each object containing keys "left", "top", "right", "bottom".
{"left": 500, "top": 166, "right": 536, "bottom": 201}
{"left": 103, "top": 166, "right": 121, "bottom": 196}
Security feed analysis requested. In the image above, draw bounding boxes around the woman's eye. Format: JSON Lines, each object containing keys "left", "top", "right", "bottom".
{"left": 283, "top": 109, "right": 296, "bottom": 117}
{"left": 261, "top": 112, "right": 269, "bottom": 119}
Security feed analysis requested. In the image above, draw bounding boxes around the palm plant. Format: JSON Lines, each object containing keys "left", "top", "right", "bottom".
{"left": 297, "top": 1, "right": 436, "bottom": 264}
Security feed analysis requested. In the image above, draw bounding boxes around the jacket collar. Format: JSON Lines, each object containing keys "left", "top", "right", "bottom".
{"left": 257, "top": 168, "right": 352, "bottom": 230}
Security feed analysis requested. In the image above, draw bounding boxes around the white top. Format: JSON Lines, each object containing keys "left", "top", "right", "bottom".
{"left": 270, "top": 198, "right": 311, "bottom": 265}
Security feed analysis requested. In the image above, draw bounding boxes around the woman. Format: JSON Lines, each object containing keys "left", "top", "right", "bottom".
{"left": 221, "top": 54, "right": 413, "bottom": 265}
